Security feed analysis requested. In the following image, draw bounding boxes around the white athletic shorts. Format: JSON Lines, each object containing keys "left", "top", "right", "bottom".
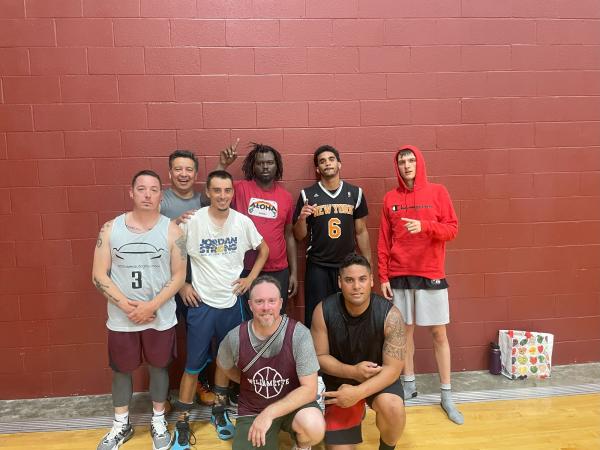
{"left": 392, "top": 288, "right": 449, "bottom": 326}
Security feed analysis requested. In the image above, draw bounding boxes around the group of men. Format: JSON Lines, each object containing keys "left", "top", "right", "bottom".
{"left": 92, "top": 142, "right": 463, "bottom": 450}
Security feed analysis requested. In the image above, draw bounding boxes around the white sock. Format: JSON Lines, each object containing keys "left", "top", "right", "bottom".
{"left": 115, "top": 411, "right": 129, "bottom": 424}
{"left": 152, "top": 408, "right": 165, "bottom": 418}
{"left": 402, "top": 375, "right": 417, "bottom": 398}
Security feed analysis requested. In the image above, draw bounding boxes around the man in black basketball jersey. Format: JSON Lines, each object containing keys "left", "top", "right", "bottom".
{"left": 311, "top": 254, "right": 406, "bottom": 450}
{"left": 293, "top": 145, "right": 371, "bottom": 328}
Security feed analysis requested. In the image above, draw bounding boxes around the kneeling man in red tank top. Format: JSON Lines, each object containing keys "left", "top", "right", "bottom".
{"left": 217, "top": 275, "right": 325, "bottom": 450}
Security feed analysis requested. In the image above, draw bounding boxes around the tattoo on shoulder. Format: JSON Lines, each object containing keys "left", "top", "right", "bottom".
{"left": 382, "top": 307, "right": 406, "bottom": 361}
{"left": 96, "top": 221, "right": 112, "bottom": 248}
{"left": 175, "top": 235, "right": 187, "bottom": 261}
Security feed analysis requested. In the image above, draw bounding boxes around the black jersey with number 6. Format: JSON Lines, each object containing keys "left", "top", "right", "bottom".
{"left": 293, "top": 181, "right": 368, "bottom": 268}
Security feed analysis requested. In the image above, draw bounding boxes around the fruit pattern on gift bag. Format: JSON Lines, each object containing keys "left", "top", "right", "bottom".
{"left": 506, "top": 330, "right": 552, "bottom": 380}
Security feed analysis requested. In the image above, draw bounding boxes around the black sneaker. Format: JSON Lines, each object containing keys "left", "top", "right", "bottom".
{"left": 172, "top": 414, "right": 196, "bottom": 450}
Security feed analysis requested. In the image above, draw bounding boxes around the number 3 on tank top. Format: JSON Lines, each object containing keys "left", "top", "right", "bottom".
{"left": 131, "top": 271, "right": 142, "bottom": 289}
{"left": 328, "top": 218, "right": 341, "bottom": 239}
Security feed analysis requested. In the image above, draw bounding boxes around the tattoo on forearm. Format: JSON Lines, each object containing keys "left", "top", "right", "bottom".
{"left": 152, "top": 278, "right": 174, "bottom": 299}
{"left": 175, "top": 235, "right": 187, "bottom": 261}
{"left": 93, "top": 277, "right": 120, "bottom": 305}
{"left": 383, "top": 308, "right": 407, "bottom": 361}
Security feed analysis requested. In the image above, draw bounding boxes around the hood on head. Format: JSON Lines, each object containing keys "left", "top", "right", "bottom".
{"left": 394, "top": 145, "right": 428, "bottom": 192}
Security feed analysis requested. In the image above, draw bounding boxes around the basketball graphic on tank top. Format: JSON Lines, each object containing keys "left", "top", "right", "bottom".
{"left": 252, "top": 366, "right": 288, "bottom": 399}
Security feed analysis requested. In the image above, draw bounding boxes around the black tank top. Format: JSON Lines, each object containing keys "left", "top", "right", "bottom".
{"left": 321, "top": 292, "right": 392, "bottom": 390}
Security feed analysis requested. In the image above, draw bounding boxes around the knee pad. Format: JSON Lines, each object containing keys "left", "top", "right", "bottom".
{"left": 148, "top": 365, "right": 170, "bottom": 403}
{"left": 112, "top": 370, "right": 133, "bottom": 408}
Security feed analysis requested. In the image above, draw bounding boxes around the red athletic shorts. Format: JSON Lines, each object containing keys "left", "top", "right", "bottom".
{"left": 324, "top": 399, "right": 366, "bottom": 445}
{"left": 108, "top": 327, "right": 177, "bottom": 373}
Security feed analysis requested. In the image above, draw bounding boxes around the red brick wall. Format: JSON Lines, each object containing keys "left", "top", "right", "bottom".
{"left": 1, "top": 1, "right": 599, "bottom": 399}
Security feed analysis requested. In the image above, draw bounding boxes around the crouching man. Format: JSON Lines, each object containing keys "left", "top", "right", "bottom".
{"left": 312, "top": 254, "right": 407, "bottom": 450}
{"left": 217, "top": 275, "right": 325, "bottom": 450}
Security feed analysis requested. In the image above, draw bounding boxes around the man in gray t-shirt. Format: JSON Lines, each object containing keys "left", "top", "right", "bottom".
{"left": 160, "top": 149, "right": 209, "bottom": 224}
{"left": 218, "top": 305, "right": 318, "bottom": 378}
{"left": 217, "top": 275, "right": 325, "bottom": 450}
{"left": 160, "top": 149, "right": 214, "bottom": 406}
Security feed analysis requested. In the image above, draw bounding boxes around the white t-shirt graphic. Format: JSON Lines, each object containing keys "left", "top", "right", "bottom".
{"left": 182, "top": 207, "right": 263, "bottom": 309}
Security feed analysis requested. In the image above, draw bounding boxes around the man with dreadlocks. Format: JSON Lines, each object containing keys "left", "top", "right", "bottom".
{"left": 218, "top": 141, "right": 298, "bottom": 319}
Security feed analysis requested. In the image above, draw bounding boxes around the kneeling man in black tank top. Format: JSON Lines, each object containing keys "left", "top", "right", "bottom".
{"left": 311, "top": 254, "right": 407, "bottom": 450}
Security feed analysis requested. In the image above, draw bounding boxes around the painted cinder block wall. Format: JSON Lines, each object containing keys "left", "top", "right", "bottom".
{"left": 1, "top": 0, "right": 599, "bottom": 399}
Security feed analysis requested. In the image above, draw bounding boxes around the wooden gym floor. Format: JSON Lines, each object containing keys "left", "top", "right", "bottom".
{"left": 1, "top": 393, "right": 598, "bottom": 449}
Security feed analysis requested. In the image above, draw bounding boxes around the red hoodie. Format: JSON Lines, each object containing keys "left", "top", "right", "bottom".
{"left": 377, "top": 145, "right": 458, "bottom": 282}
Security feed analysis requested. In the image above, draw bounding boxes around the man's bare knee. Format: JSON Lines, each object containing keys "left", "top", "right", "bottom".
{"left": 374, "top": 394, "right": 405, "bottom": 421}
{"left": 292, "top": 407, "right": 325, "bottom": 445}
{"left": 430, "top": 325, "right": 448, "bottom": 344}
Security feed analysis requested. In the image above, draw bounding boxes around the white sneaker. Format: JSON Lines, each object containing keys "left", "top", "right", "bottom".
{"left": 150, "top": 415, "right": 172, "bottom": 450}
{"left": 292, "top": 445, "right": 311, "bottom": 450}
{"left": 97, "top": 420, "right": 134, "bottom": 450}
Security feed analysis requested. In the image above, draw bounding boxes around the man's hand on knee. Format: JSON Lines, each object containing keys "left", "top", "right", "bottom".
{"left": 324, "top": 384, "right": 362, "bottom": 409}
{"left": 248, "top": 410, "right": 273, "bottom": 447}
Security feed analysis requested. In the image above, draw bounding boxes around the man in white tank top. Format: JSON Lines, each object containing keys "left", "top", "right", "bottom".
{"left": 92, "top": 170, "right": 187, "bottom": 450}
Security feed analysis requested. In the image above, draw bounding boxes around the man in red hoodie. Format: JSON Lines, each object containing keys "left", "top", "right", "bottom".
{"left": 377, "top": 145, "right": 464, "bottom": 425}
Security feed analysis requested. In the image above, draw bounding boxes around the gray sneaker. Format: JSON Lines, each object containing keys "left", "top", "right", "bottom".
{"left": 97, "top": 420, "right": 134, "bottom": 450}
{"left": 151, "top": 415, "right": 172, "bottom": 450}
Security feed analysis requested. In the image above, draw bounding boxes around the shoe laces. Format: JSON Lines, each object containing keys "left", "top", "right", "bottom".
{"left": 152, "top": 416, "right": 168, "bottom": 437}
{"left": 105, "top": 420, "right": 127, "bottom": 441}
{"left": 176, "top": 415, "right": 196, "bottom": 445}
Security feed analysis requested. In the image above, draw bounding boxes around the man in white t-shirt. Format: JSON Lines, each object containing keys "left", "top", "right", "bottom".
{"left": 173, "top": 170, "right": 269, "bottom": 448}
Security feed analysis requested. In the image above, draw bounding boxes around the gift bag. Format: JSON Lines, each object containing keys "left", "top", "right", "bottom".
{"left": 498, "top": 330, "right": 554, "bottom": 380}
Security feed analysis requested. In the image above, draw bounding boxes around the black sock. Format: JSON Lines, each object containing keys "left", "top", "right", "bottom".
{"left": 379, "top": 438, "right": 396, "bottom": 450}
{"left": 212, "top": 385, "right": 229, "bottom": 412}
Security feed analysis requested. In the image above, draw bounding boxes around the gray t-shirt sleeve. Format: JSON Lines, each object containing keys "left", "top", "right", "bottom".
{"left": 222, "top": 319, "right": 319, "bottom": 377}
{"left": 292, "top": 323, "right": 320, "bottom": 377}
{"left": 217, "top": 325, "right": 241, "bottom": 370}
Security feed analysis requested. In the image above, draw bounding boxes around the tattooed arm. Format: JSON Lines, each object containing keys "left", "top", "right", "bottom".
{"left": 357, "top": 306, "right": 405, "bottom": 395}
{"left": 92, "top": 220, "right": 135, "bottom": 314}
{"left": 127, "top": 222, "right": 187, "bottom": 323}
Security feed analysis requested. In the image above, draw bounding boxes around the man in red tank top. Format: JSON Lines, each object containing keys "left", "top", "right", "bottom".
{"left": 217, "top": 276, "right": 325, "bottom": 450}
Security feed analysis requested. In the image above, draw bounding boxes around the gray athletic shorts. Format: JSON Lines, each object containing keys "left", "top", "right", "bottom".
{"left": 392, "top": 288, "right": 449, "bottom": 326}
